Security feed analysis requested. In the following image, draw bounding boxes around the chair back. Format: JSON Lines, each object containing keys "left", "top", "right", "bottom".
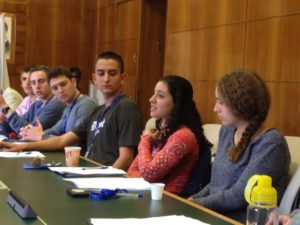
{"left": 279, "top": 165, "right": 300, "bottom": 214}
{"left": 285, "top": 136, "right": 300, "bottom": 164}
{"left": 202, "top": 124, "right": 221, "bottom": 155}
{"left": 180, "top": 145, "right": 211, "bottom": 197}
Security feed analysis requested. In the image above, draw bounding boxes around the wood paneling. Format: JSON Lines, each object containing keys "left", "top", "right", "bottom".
{"left": 27, "top": 6, "right": 84, "bottom": 43}
{"left": 266, "top": 82, "right": 300, "bottom": 135}
{"left": 97, "top": 5, "right": 117, "bottom": 44}
{"left": 122, "top": 75, "right": 137, "bottom": 101}
{"left": 27, "top": 0, "right": 95, "bottom": 10}
{"left": 165, "top": 0, "right": 300, "bottom": 136}
{"left": 1, "top": 0, "right": 98, "bottom": 95}
{"left": 117, "top": 39, "right": 138, "bottom": 77}
{"left": 193, "top": 81, "right": 219, "bottom": 124}
{"left": 164, "top": 24, "right": 245, "bottom": 81}
{"left": 247, "top": 0, "right": 300, "bottom": 20}
{"left": 99, "top": 0, "right": 116, "bottom": 8}
{"left": 117, "top": 0, "right": 141, "bottom": 40}
{"left": 167, "top": 0, "right": 246, "bottom": 33}
{"left": 244, "top": 15, "right": 300, "bottom": 81}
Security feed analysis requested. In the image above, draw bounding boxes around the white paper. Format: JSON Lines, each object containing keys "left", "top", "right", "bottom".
{"left": 89, "top": 215, "right": 210, "bottom": 225}
{"left": 0, "top": 134, "right": 8, "bottom": 141}
{"left": 49, "top": 166, "right": 126, "bottom": 176}
{"left": 64, "top": 177, "right": 151, "bottom": 190}
{"left": 0, "top": 151, "right": 45, "bottom": 158}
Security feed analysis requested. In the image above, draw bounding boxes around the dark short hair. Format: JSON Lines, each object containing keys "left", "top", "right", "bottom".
{"left": 96, "top": 51, "right": 124, "bottom": 73}
{"left": 30, "top": 65, "right": 51, "bottom": 81}
{"left": 70, "top": 67, "right": 81, "bottom": 79}
{"left": 48, "top": 66, "right": 74, "bottom": 82}
{"left": 22, "top": 66, "right": 33, "bottom": 73}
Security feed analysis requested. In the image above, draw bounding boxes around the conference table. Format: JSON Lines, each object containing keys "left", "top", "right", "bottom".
{"left": 0, "top": 152, "right": 242, "bottom": 225}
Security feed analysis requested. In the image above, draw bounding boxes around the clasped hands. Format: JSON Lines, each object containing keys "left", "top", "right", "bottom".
{"left": 19, "top": 118, "right": 44, "bottom": 141}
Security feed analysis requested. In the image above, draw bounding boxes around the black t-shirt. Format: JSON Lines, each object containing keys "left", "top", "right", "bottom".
{"left": 72, "top": 95, "right": 143, "bottom": 165}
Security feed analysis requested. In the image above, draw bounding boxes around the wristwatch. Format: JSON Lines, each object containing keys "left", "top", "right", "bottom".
{"left": 1, "top": 106, "right": 11, "bottom": 115}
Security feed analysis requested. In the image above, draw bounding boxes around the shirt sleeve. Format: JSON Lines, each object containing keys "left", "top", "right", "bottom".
{"left": 37, "top": 99, "right": 65, "bottom": 130}
{"left": 117, "top": 102, "right": 143, "bottom": 147}
{"left": 134, "top": 129, "right": 197, "bottom": 182}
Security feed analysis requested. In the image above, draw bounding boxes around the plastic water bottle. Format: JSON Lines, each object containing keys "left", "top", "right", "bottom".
{"left": 244, "top": 175, "right": 279, "bottom": 225}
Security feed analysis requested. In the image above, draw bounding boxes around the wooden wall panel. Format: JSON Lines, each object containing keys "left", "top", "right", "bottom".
{"left": 1, "top": 0, "right": 98, "bottom": 95}
{"left": 165, "top": 0, "right": 300, "bottom": 135}
{"left": 167, "top": 0, "right": 246, "bottom": 33}
{"left": 27, "top": 0, "right": 95, "bottom": 9}
{"left": 99, "top": 0, "right": 116, "bottom": 8}
{"left": 164, "top": 24, "right": 245, "bottom": 81}
{"left": 266, "top": 82, "right": 300, "bottom": 135}
{"left": 117, "top": 39, "right": 138, "bottom": 77}
{"left": 164, "top": 31, "right": 201, "bottom": 80}
{"left": 194, "top": 81, "right": 218, "bottom": 124}
{"left": 117, "top": 0, "right": 141, "bottom": 40}
{"left": 244, "top": 15, "right": 300, "bottom": 82}
{"left": 247, "top": 0, "right": 300, "bottom": 20}
{"left": 97, "top": 5, "right": 117, "bottom": 44}
{"left": 27, "top": 6, "right": 83, "bottom": 43}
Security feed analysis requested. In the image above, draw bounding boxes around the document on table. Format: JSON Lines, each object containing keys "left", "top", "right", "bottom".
{"left": 64, "top": 177, "right": 151, "bottom": 190}
{"left": 89, "top": 215, "right": 210, "bottom": 225}
{"left": 0, "top": 151, "right": 45, "bottom": 158}
{"left": 0, "top": 135, "right": 8, "bottom": 141}
{"left": 49, "top": 166, "right": 127, "bottom": 177}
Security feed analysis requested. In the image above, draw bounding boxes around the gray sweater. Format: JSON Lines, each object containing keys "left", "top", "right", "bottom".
{"left": 44, "top": 95, "right": 97, "bottom": 137}
{"left": 192, "top": 125, "right": 290, "bottom": 222}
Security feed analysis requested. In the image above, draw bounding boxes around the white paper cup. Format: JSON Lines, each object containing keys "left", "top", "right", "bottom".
{"left": 150, "top": 183, "right": 165, "bottom": 200}
{"left": 64, "top": 146, "right": 81, "bottom": 167}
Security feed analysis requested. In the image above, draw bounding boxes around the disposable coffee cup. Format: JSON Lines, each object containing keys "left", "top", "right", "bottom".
{"left": 64, "top": 146, "right": 81, "bottom": 167}
{"left": 150, "top": 183, "right": 165, "bottom": 200}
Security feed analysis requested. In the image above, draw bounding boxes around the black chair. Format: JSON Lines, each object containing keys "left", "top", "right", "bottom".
{"left": 180, "top": 146, "right": 212, "bottom": 197}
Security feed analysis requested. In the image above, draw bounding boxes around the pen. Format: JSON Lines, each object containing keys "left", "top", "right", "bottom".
{"left": 17, "top": 152, "right": 31, "bottom": 155}
{"left": 116, "top": 193, "right": 143, "bottom": 198}
{"left": 81, "top": 166, "right": 108, "bottom": 170}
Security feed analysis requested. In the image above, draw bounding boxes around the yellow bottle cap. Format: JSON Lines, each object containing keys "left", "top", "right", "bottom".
{"left": 244, "top": 175, "right": 277, "bottom": 208}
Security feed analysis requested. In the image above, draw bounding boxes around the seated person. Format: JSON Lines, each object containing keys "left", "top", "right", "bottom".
{"left": 189, "top": 69, "right": 291, "bottom": 223}
{"left": 0, "top": 51, "right": 144, "bottom": 170}
{"left": 127, "top": 75, "right": 211, "bottom": 195}
{"left": 0, "top": 65, "right": 66, "bottom": 135}
{"left": 16, "top": 66, "right": 36, "bottom": 116}
{"left": 20, "top": 67, "right": 97, "bottom": 153}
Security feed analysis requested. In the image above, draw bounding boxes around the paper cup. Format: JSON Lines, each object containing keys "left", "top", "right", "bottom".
{"left": 150, "top": 183, "right": 165, "bottom": 200}
{"left": 64, "top": 146, "right": 81, "bottom": 167}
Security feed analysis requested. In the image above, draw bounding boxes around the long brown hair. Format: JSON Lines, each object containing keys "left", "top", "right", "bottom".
{"left": 217, "top": 69, "right": 270, "bottom": 161}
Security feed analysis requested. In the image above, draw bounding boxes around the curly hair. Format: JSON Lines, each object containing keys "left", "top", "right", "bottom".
{"left": 154, "top": 75, "right": 212, "bottom": 154}
{"left": 217, "top": 69, "right": 271, "bottom": 161}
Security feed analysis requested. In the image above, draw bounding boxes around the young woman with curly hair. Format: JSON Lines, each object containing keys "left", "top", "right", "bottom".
{"left": 127, "top": 75, "right": 211, "bottom": 195}
{"left": 190, "top": 69, "right": 291, "bottom": 223}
